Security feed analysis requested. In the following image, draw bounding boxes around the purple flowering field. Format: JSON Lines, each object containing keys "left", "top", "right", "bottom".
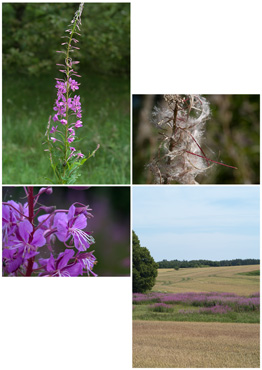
{"left": 133, "top": 291, "right": 260, "bottom": 322}
{"left": 3, "top": 186, "right": 130, "bottom": 277}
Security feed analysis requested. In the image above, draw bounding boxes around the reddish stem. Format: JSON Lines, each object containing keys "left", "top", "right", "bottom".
{"left": 25, "top": 187, "right": 35, "bottom": 276}
{"left": 186, "top": 151, "right": 238, "bottom": 169}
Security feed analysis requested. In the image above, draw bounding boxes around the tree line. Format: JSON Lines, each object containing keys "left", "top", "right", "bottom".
{"left": 158, "top": 258, "right": 260, "bottom": 269}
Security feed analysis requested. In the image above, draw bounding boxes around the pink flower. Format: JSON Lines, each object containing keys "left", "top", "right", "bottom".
{"left": 69, "top": 78, "right": 80, "bottom": 92}
{"left": 50, "top": 126, "right": 58, "bottom": 133}
{"left": 53, "top": 204, "right": 95, "bottom": 251}
{"left": 75, "top": 120, "right": 83, "bottom": 128}
{"left": 68, "top": 128, "right": 75, "bottom": 135}
{"left": 53, "top": 114, "right": 59, "bottom": 122}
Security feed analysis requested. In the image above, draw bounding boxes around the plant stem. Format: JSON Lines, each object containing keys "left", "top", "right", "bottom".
{"left": 186, "top": 151, "right": 238, "bottom": 169}
{"left": 25, "top": 187, "right": 35, "bottom": 276}
{"left": 63, "top": 20, "right": 77, "bottom": 177}
{"left": 163, "top": 103, "right": 178, "bottom": 184}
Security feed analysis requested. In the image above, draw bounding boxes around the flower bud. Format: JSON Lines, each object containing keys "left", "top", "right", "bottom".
{"left": 39, "top": 187, "right": 53, "bottom": 195}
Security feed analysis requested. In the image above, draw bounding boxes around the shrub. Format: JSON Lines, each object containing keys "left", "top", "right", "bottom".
{"left": 149, "top": 303, "right": 174, "bottom": 313}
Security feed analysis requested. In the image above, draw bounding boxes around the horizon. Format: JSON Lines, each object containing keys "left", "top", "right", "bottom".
{"left": 156, "top": 257, "right": 260, "bottom": 263}
{"left": 133, "top": 186, "right": 260, "bottom": 262}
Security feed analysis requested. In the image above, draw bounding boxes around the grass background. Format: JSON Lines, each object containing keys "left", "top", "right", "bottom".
{"left": 3, "top": 72, "right": 130, "bottom": 184}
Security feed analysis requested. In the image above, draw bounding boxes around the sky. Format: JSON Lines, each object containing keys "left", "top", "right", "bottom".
{"left": 132, "top": 186, "right": 260, "bottom": 262}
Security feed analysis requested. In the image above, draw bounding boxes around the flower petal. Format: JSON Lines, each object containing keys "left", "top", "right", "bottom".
{"left": 54, "top": 213, "right": 68, "bottom": 241}
{"left": 57, "top": 249, "right": 75, "bottom": 270}
{"left": 18, "top": 220, "right": 33, "bottom": 243}
{"left": 32, "top": 229, "right": 46, "bottom": 247}
{"left": 73, "top": 214, "right": 87, "bottom": 230}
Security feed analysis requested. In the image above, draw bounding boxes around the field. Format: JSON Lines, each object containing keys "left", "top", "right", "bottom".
{"left": 133, "top": 321, "right": 260, "bottom": 368}
{"left": 133, "top": 265, "right": 260, "bottom": 367}
{"left": 153, "top": 265, "right": 260, "bottom": 295}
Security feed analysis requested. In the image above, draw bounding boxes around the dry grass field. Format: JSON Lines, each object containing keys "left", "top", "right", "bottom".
{"left": 133, "top": 265, "right": 260, "bottom": 367}
{"left": 133, "top": 320, "right": 260, "bottom": 368}
{"left": 153, "top": 265, "right": 260, "bottom": 296}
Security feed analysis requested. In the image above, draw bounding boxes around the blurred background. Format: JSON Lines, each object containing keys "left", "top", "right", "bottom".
{"left": 3, "top": 3, "right": 130, "bottom": 184}
{"left": 3, "top": 186, "right": 130, "bottom": 276}
{"left": 133, "top": 95, "right": 260, "bottom": 184}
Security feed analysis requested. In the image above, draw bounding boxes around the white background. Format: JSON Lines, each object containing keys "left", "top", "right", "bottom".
{"left": 1, "top": 0, "right": 262, "bottom": 369}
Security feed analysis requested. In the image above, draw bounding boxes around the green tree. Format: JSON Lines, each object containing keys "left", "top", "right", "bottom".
{"left": 132, "top": 231, "right": 158, "bottom": 293}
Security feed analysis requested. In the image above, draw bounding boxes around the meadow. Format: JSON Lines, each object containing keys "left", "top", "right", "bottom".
{"left": 153, "top": 265, "right": 260, "bottom": 295}
{"left": 133, "top": 265, "right": 260, "bottom": 367}
{"left": 2, "top": 72, "right": 130, "bottom": 184}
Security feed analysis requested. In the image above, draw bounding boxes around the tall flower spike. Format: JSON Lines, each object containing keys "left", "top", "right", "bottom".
{"left": 44, "top": 3, "right": 99, "bottom": 184}
{"left": 148, "top": 94, "right": 237, "bottom": 184}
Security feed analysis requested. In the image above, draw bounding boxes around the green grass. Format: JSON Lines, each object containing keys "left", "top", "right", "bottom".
{"left": 133, "top": 303, "right": 259, "bottom": 324}
{"left": 238, "top": 270, "right": 260, "bottom": 276}
{"left": 3, "top": 71, "right": 130, "bottom": 184}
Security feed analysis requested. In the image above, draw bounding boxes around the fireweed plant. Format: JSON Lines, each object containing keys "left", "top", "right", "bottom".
{"left": 2, "top": 187, "right": 97, "bottom": 276}
{"left": 44, "top": 3, "right": 99, "bottom": 184}
{"left": 148, "top": 94, "right": 237, "bottom": 184}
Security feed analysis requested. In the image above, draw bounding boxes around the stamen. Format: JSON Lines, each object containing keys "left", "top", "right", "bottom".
{"left": 68, "top": 227, "right": 95, "bottom": 250}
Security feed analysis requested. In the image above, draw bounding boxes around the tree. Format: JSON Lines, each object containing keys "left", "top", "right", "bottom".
{"left": 132, "top": 231, "right": 158, "bottom": 293}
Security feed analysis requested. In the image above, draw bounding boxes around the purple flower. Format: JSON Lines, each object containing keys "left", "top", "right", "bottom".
{"left": 43, "top": 249, "right": 83, "bottom": 277}
{"left": 50, "top": 126, "right": 58, "bottom": 133}
{"left": 53, "top": 114, "right": 59, "bottom": 122}
{"left": 77, "top": 251, "right": 97, "bottom": 276}
{"left": 53, "top": 99, "right": 66, "bottom": 116}
{"left": 3, "top": 248, "right": 24, "bottom": 274}
{"left": 68, "top": 78, "right": 80, "bottom": 92}
{"left": 69, "top": 95, "right": 82, "bottom": 114}
{"left": 68, "top": 128, "right": 75, "bottom": 135}
{"left": 54, "top": 205, "right": 95, "bottom": 251}
{"left": 8, "top": 220, "right": 46, "bottom": 260}
{"left": 74, "top": 120, "right": 83, "bottom": 128}
{"left": 55, "top": 81, "right": 67, "bottom": 94}
{"left": 2, "top": 201, "right": 29, "bottom": 244}
{"left": 3, "top": 186, "right": 98, "bottom": 277}
{"left": 37, "top": 213, "right": 56, "bottom": 248}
